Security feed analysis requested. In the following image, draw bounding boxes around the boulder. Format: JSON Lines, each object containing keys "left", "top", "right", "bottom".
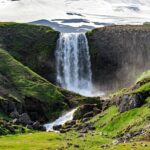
{"left": 12, "top": 118, "right": 19, "bottom": 124}
{"left": 65, "top": 120, "right": 76, "bottom": 126}
{"left": 53, "top": 125, "right": 62, "bottom": 131}
{"left": 116, "top": 93, "right": 146, "bottom": 112}
{"left": 18, "top": 113, "right": 32, "bottom": 125}
{"left": 73, "top": 104, "right": 99, "bottom": 120}
{"left": 10, "top": 111, "right": 19, "bottom": 119}
{"left": 32, "top": 121, "right": 41, "bottom": 130}
{"left": 83, "top": 111, "right": 94, "bottom": 118}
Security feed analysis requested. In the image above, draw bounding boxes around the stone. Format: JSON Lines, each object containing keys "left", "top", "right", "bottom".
{"left": 18, "top": 113, "right": 32, "bottom": 125}
{"left": 73, "top": 104, "right": 98, "bottom": 120}
{"left": 65, "top": 120, "right": 76, "bottom": 126}
{"left": 116, "top": 93, "right": 146, "bottom": 113}
{"left": 82, "top": 117, "right": 91, "bottom": 122}
{"left": 26, "top": 125, "right": 33, "bottom": 129}
{"left": 32, "top": 121, "right": 41, "bottom": 130}
{"left": 53, "top": 125, "right": 62, "bottom": 131}
{"left": 112, "top": 140, "right": 119, "bottom": 145}
{"left": 10, "top": 111, "right": 19, "bottom": 119}
{"left": 83, "top": 111, "right": 94, "bottom": 118}
{"left": 12, "top": 118, "right": 19, "bottom": 124}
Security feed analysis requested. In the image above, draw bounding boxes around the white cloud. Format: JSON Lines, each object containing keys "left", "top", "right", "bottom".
{"left": 0, "top": 0, "right": 150, "bottom": 24}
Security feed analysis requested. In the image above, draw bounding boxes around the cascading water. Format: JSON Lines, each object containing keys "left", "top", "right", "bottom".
{"left": 44, "top": 108, "right": 77, "bottom": 132}
{"left": 55, "top": 33, "right": 94, "bottom": 96}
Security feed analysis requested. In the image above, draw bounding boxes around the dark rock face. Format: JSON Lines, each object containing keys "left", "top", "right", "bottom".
{"left": 18, "top": 113, "right": 32, "bottom": 125}
{"left": 53, "top": 125, "right": 62, "bottom": 131}
{"left": 87, "top": 25, "right": 150, "bottom": 92}
{"left": 0, "top": 100, "right": 23, "bottom": 115}
{"left": 116, "top": 92, "right": 148, "bottom": 112}
{"left": 73, "top": 104, "right": 101, "bottom": 120}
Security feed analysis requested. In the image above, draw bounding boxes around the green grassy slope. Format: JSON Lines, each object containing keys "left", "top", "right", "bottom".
{"left": 0, "top": 70, "right": 146, "bottom": 150}
{"left": 0, "top": 22, "right": 59, "bottom": 83}
{"left": 0, "top": 48, "right": 67, "bottom": 120}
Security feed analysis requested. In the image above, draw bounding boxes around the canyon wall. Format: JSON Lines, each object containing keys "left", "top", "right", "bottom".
{"left": 87, "top": 25, "right": 150, "bottom": 92}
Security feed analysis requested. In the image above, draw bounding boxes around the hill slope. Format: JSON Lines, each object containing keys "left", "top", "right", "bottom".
{"left": 0, "top": 48, "right": 68, "bottom": 122}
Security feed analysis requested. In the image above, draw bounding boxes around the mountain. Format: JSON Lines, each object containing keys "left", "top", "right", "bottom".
{"left": 0, "top": 22, "right": 149, "bottom": 149}
{"left": 29, "top": 19, "right": 95, "bottom": 32}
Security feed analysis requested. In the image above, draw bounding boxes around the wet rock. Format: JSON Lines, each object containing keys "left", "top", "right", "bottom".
{"left": 116, "top": 93, "right": 147, "bottom": 112}
{"left": 32, "top": 121, "right": 41, "bottom": 130}
{"left": 73, "top": 104, "right": 99, "bottom": 120}
{"left": 18, "top": 113, "right": 32, "bottom": 125}
{"left": 82, "top": 117, "right": 91, "bottom": 122}
{"left": 26, "top": 125, "right": 33, "bottom": 129}
{"left": 10, "top": 111, "right": 19, "bottom": 119}
{"left": 79, "top": 128, "right": 88, "bottom": 133}
{"left": 12, "top": 118, "right": 19, "bottom": 124}
{"left": 53, "top": 125, "right": 62, "bottom": 131}
{"left": 0, "top": 100, "right": 16, "bottom": 114}
{"left": 59, "top": 129, "right": 68, "bottom": 133}
{"left": 83, "top": 111, "right": 94, "bottom": 118}
{"left": 65, "top": 120, "right": 76, "bottom": 126}
{"left": 39, "top": 125, "right": 46, "bottom": 131}
{"left": 93, "top": 107, "right": 101, "bottom": 114}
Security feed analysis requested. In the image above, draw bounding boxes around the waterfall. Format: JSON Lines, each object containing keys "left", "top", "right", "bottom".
{"left": 55, "top": 33, "right": 93, "bottom": 96}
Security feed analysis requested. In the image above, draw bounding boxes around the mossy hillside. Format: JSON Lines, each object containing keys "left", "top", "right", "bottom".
{"left": 110, "top": 70, "right": 150, "bottom": 98}
{"left": 89, "top": 105, "right": 150, "bottom": 137}
{"left": 85, "top": 70, "right": 150, "bottom": 138}
{"left": 0, "top": 22, "right": 59, "bottom": 83}
{"left": 0, "top": 48, "right": 68, "bottom": 120}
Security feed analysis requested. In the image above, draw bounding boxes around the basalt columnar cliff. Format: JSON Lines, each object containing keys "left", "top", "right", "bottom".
{"left": 0, "top": 22, "right": 150, "bottom": 149}
{"left": 87, "top": 25, "right": 150, "bottom": 92}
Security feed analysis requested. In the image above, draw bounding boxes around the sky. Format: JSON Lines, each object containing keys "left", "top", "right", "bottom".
{"left": 0, "top": 0, "right": 150, "bottom": 27}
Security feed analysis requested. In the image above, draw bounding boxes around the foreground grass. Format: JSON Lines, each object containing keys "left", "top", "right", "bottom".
{"left": 0, "top": 132, "right": 111, "bottom": 150}
{"left": 0, "top": 132, "right": 149, "bottom": 150}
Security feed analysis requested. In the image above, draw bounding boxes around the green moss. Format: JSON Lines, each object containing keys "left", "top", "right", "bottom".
{"left": 0, "top": 48, "right": 67, "bottom": 119}
{"left": 132, "top": 82, "right": 150, "bottom": 93}
{"left": 88, "top": 105, "right": 150, "bottom": 137}
{"left": 136, "top": 70, "right": 150, "bottom": 82}
{"left": 0, "top": 22, "right": 59, "bottom": 81}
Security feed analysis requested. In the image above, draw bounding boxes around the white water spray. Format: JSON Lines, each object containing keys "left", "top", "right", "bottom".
{"left": 44, "top": 109, "right": 77, "bottom": 132}
{"left": 55, "top": 33, "right": 96, "bottom": 96}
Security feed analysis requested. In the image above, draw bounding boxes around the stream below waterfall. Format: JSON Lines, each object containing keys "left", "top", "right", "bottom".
{"left": 44, "top": 109, "right": 77, "bottom": 132}
{"left": 44, "top": 33, "right": 104, "bottom": 131}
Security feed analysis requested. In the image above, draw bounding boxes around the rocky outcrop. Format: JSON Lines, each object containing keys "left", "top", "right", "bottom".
{"left": 73, "top": 104, "right": 101, "bottom": 120}
{"left": 87, "top": 25, "right": 150, "bottom": 92}
{"left": 116, "top": 93, "right": 147, "bottom": 112}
